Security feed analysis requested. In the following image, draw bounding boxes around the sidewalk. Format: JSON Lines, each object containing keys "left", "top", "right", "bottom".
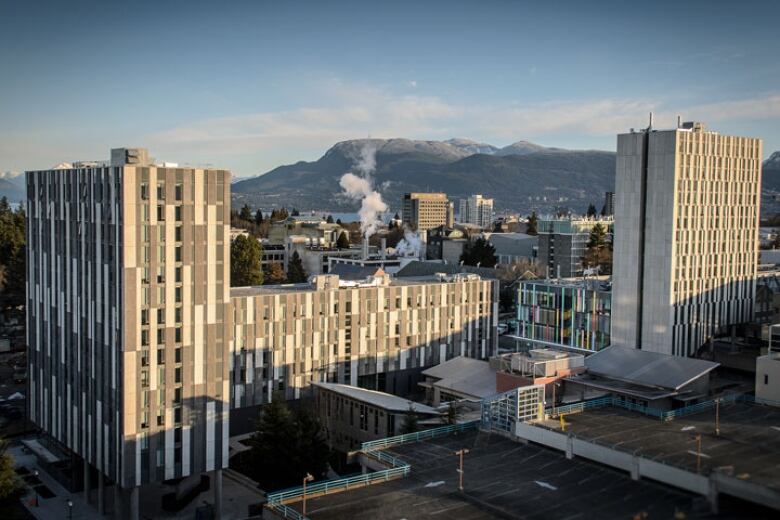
{"left": 8, "top": 444, "right": 103, "bottom": 520}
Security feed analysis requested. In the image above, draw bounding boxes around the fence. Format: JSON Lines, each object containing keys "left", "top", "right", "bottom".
{"left": 360, "top": 421, "right": 479, "bottom": 452}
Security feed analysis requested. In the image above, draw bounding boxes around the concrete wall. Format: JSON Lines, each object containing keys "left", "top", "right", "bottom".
{"left": 756, "top": 355, "right": 780, "bottom": 403}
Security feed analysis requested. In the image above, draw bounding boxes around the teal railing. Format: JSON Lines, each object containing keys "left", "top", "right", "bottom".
{"left": 360, "top": 421, "right": 480, "bottom": 452}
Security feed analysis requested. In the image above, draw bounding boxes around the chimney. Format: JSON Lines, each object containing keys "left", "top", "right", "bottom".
{"left": 362, "top": 237, "right": 370, "bottom": 260}
{"left": 380, "top": 238, "right": 387, "bottom": 261}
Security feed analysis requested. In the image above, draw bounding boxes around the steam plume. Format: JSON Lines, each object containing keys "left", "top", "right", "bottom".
{"left": 338, "top": 145, "right": 387, "bottom": 238}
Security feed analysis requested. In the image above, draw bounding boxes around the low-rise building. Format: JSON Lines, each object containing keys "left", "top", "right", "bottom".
{"left": 268, "top": 215, "right": 344, "bottom": 247}
{"left": 495, "top": 349, "right": 585, "bottom": 403}
{"left": 516, "top": 278, "right": 611, "bottom": 352}
{"left": 313, "top": 382, "right": 440, "bottom": 452}
{"left": 419, "top": 356, "right": 497, "bottom": 406}
{"left": 483, "top": 232, "right": 537, "bottom": 266}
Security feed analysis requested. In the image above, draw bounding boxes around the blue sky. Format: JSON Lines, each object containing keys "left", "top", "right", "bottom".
{"left": 2, "top": 0, "right": 779, "bottom": 177}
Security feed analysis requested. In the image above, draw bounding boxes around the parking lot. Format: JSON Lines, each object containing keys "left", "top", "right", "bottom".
{"left": 542, "top": 401, "right": 780, "bottom": 493}
{"left": 303, "top": 429, "right": 710, "bottom": 519}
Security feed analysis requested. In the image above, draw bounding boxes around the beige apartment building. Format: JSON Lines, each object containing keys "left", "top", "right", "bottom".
{"left": 403, "top": 192, "right": 455, "bottom": 233}
{"left": 612, "top": 122, "right": 762, "bottom": 357}
{"left": 229, "top": 271, "right": 498, "bottom": 430}
{"left": 26, "top": 148, "right": 231, "bottom": 518}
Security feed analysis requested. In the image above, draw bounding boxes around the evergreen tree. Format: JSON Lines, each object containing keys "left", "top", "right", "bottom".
{"left": 239, "top": 204, "right": 253, "bottom": 222}
{"left": 326, "top": 214, "right": 334, "bottom": 224}
{"left": 336, "top": 232, "right": 350, "bottom": 249}
{"left": 293, "top": 404, "right": 331, "bottom": 481}
{"left": 460, "top": 237, "right": 497, "bottom": 268}
{"left": 0, "top": 439, "right": 20, "bottom": 501}
{"left": 586, "top": 204, "right": 597, "bottom": 217}
{"left": 230, "top": 235, "right": 264, "bottom": 286}
{"left": 254, "top": 209, "right": 264, "bottom": 225}
{"left": 291, "top": 208, "right": 300, "bottom": 216}
{"left": 265, "top": 263, "right": 287, "bottom": 284}
{"left": 0, "top": 199, "right": 26, "bottom": 307}
{"left": 287, "top": 251, "right": 307, "bottom": 283}
{"left": 443, "top": 402, "right": 462, "bottom": 425}
{"left": 336, "top": 218, "right": 342, "bottom": 226}
{"left": 400, "top": 405, "right": 419, "bottom": 434}
{"left": 582, "top": 223, "right": 612, "bottom": 274}
{"left": 526, "top": 211, "right": 538, "bottom": 236}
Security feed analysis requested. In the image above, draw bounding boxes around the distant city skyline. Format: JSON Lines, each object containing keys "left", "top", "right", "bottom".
{"left": 2, "top": 0, "right": 780, "bottom": 177}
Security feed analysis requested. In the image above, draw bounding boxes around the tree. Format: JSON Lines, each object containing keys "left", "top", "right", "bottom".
{"left": 336, "top": 232, "right": 350, "bottom": 249}
{"left": 0, "top": 439, "right": 20, "bottom": 501}
{"left": 400, "top": 405, "right": 419, "bottom": 434}
{"left": 582, "top": 223, "right": 612, "bottom": 275}
{"left": 254, "top": 209, "right": 264, "bottom": 225}
{"left": 460, "top": 237, "right": 497, "bottom": 268}
{"left": 265, "top": 263, "right": 287, "bottom": 285}
{"left": 526, "top": 211, "right": 538, "bottom": 236}
{"left": 291, "top": 208, "right": 300, "bottom": 216}
{"left": 231, "top": 235, "right": 264, "bottom": 286}
{"left": 247, "top": 395, "right": 330, "bottom": 490}
{"left": 326, "top": 214, "right": 334, "bottom": 224}
{"left": 270, "top": 207, "right": 289, "bottom": 221}
{"left": 586, "top": 204, "right": 597, "bottom": 217}
{"left": 286, "top": 251, "right": 307, "bottom": 283}
{"left": 0, "top": 198, "right": 26, "bottom": 308}
{"left": 239, "top": 203, "right": 253, "bottom": 222}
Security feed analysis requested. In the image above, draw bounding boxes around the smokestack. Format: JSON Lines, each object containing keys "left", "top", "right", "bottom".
{"left": 380, "top": 238, "right": 387, "bottom": 261}
{"left": 362, "top": 237, "right": 370, "bottom": 260}
{"left": 556, "top": 264, "right": 561, "bottom": 280}
{"left": 648, "top": 112, "right": 654, "bottom": 130}
{"left": 676, "top": 115, "right": 681, "bottom": 128}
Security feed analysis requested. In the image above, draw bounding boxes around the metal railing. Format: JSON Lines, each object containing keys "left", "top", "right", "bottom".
{"left": 361, "top": 421, "right": 479, "bottom": 452}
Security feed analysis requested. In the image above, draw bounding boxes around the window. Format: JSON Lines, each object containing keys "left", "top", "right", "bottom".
{"left": 140, "top": 183, "right": 149, "bottom": 200}
{"left": 175, "top": 183, "right": 183, "bottom": 201}
{"left": 157, "top": 349, "right": 165, "bottom": 364}
{"left": 141, "top": 309, "right": 149, "bottom": 326}
{"left": 157, "top": 328, "right": 165, "bottom": 344}
{"left": 175, "top": 226, "right": 182, "bottom": 242}
{"left": 175, "top": 206, "right": 182, "bottom": 222}
{"left": 157, "top": 182, "right": 165, "bottom": 201}
{"left": 175, "top": 367, "right": 182, "bottom": 383}
{"left": 157, "top": 205, "right": 165, "bottom": 221}
{"left": 175, "top": 327, "right": 182, "bottom": 343}
{"left": 157, "top": 308, "right": 165, "bottom": 324}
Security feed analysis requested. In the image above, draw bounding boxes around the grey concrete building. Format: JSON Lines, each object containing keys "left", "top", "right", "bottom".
{"left": 536, "top": 217, "right": 613, "bottom": 278}
{"left": 611, "top": 122, "right": 762, "bottom": 356}
{"left": 26, "top": 148, "right": 230, "bottom": 517}
{"left": 229, "top": 272, "right": 498, "bottom": 432}
{"left": 458, "top": 194, "right": 494, "bottom": 228}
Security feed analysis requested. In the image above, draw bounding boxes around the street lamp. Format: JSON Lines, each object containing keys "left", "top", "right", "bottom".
{"left": 454, "top": 449, "right": 470, "bottom": 492}
{"left": 67, "top": 498, "right": 73, "bottom": 520}
{"left": 33, "top": 470, "right": 39, "bottom": 507}
{"left": 302, "top": 472, "right": 314, "bottom": 516}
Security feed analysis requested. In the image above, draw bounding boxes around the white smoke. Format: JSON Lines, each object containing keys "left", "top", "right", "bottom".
{"left": 394, "top": 229, "right": 422, "bottom": 258}
{"left": 0, "top": 171, "right": 22, "bottom": 179}
{"left": 338, "top": 145, "right": 387, "bottom": 238}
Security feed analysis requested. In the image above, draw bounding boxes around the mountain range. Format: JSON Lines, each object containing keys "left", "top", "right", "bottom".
{"left": 0, "top": 173, "right": 24, "bottom": 203}
{"left": 232, "top": 138, "right": 617, "bottom": 213}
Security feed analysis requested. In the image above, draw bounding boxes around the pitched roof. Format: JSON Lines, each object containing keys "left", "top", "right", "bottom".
{"left": 395, "top": 260, "right": 497, "bottom": 279}
{"left": 422, "top": 356, "right": 497, "bottom": 400}
{"left": 584, "top": 346, "right": 719, "bottom": 391}
{"left": 311, "top": 382, "right": 439, "bottom": 414}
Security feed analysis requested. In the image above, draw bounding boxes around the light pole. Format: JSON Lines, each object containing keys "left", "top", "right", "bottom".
{"left": 695, "top": 434, "right": 702, "bottom": 473}
{"left": 715, "top": 398, "right": 721, "bottom": 436}
{"left": 302, "top": 472, "right": 314, "bottom": 517}
{"left": 33, "top": 470, "right": 39, "bottom": 507}
{"left": 454, "top": 449, "right": 469, "bottom": 492}
{"left": 67, "top": 498, "right": 73, "bottom": 520}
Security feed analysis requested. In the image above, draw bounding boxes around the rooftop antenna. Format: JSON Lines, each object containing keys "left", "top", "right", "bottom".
{"left": 648, "top": 112, "right": 654, "bottom": 131}
{"left": 676, "top": 115, "right": 681, "bottom": 129}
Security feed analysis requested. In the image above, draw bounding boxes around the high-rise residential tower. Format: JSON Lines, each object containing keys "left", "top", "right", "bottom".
{"left": 402, "top": 192, "right": 454, "bottom": 233}
{"left": 26, "top": 148, "right": 231, "bottom": 516}
{"left": 458, "top": 194, "right": 494, "bottom": 228}
{"left": 611, "top": 122, "right": 762, "bottom": 356}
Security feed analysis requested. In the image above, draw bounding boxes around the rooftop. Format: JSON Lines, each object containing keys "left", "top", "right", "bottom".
{"left": 584, "top": 346, "right": 719, "bottom": 391}
{"left": 298, "top": 429, "right": 705, "bottom": 519}
{"left": 311, "top": 382, "right": 439, "bottom": 414}
{"left": 421, "top": 356, "right": 497, "bottom": 400}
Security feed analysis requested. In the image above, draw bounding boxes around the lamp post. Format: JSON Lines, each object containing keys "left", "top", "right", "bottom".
{"left": 454, "top": 449, "right": 470, "bottom": 492}
{"left": 715, "top": 398, "right": 721, "bottom": 436}
{"left": 33, "top": 470, "right": 39, "bottom": 506}
{"left": 695, "top": 434, "right": 702, "bottom": 473}
{"left": 302, "top": 472, "right": 314, "bottom": 516}
{"left": 67, "top": 498, "right": 73, "bottom": 520}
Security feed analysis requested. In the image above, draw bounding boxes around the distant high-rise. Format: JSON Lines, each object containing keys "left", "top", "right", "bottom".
{"left": 603, "top": 191, "right": 615, "bottom": 216}
{"left": 459, "top": 194, "right": 494, "bottom": 228}
{"left": 403, "top": 192, "right": 454, "bottom": 233}
{"left": 26, "top": 149, "right": 231, "bottom": 516}
{"left": 611, "top": 122, "right": 762, "bottom": 356}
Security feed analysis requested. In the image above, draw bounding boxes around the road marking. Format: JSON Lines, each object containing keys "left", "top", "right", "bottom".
{"left": 424, "top": 481, "right": 445, "bottom": 488}
{"left": 534, "top": 481, "right": 558, "bottom": 491}
{"left": 687, "top": 450, "right": 711, "bottom": 458}
{"left": 681, "top": 426, "right": 695, "bottom": 431}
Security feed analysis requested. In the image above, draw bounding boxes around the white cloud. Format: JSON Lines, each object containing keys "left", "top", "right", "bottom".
{"left": 407, "top": 80, "right": 418, "bottom": 88}
{"left": 146, "top": 83, "right": 780, "bottom": 172}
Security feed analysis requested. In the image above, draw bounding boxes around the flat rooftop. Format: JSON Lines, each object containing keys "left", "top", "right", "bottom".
{"left": 540, "top": 401, "right": 780, "bottom": 494}
{"left": 299, "top": 430, "right": 706, "bottom": 519}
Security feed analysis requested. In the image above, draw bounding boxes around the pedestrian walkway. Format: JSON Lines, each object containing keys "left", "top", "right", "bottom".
{"left": 9, "top": 444, "right": 103, "bottom": 520}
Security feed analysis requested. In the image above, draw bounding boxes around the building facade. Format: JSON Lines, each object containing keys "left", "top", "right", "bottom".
{"left": 229, "top": 272, "right": 498, "bottom": 421}
{"left": 26, "top": 148, "right": 231, "bottom": 514}
{"left": 536, "top": 217, "right": 613, "bottom": 278}
{"left": 516, "top": 278, "right": 611, "bottom": 352}
{"left": 458, "top": 194, "right": 494, "bottom": 228}
{"left": 403, "top": 192, "right": 454, "bottom": 233}
{"left": 611, "top": 122, "right": 762, "bottom": 356}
